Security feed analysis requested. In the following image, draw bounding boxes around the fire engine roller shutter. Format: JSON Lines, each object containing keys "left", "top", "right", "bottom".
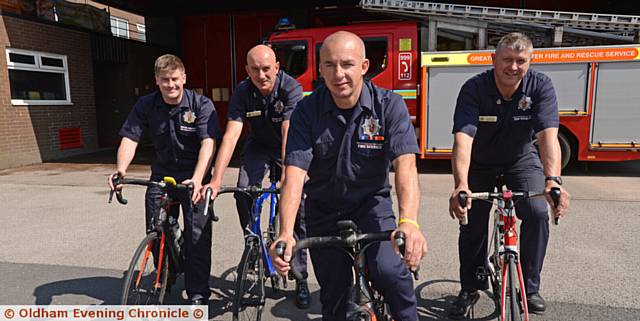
{"left": 426, "top": 66, "right": 488, "bottom": 151}
{"left": 533, "top": 64, "right": 588, "bottom": 113}
{"left": 591, "top": 62, "right": 640, "bottom": 144}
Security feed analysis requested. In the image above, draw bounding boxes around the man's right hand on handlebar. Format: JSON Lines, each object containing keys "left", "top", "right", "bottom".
{"left": 270, "top": 233, "right": 296, "bottom": 277}
{"left": 449, "top": 187, "right": 471, "bottom": 222}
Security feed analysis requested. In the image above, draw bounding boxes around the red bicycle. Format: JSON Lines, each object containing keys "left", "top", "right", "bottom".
{"left": 457, "top": 178, "right": 560, "bottom": 321}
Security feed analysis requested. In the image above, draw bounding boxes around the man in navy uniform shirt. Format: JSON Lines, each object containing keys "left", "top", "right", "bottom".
{"left": 200, "top": 44, "right": 310, "bottom": 308}
{"left": 271, "top": 31, "right": 428, "bottom": 321}
{"left": 448, "top": 33, "right": 571, "bottom": 318}
{"left": 108, "top": 54, "right": 221, "bottom": 305}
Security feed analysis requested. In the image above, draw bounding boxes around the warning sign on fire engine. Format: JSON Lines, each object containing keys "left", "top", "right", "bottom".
{"left": 399, "top": 52, "right": 412, "bottom": 80}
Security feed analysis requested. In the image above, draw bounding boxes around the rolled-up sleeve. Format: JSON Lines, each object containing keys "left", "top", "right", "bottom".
{"left": 227, "top": 84, "right": 247, "bottom": 122}
{"left": 452, "top": 81, "right": 480, "bottom": 137}
{"left": 196, "top": 97, "right": 222, "bottom": 140}
{"left": 385, "top": 94, "right": 420, "bottom": 161}
{"left": 282, "top": 77, "right": 303, "bottom": 120}
{"left": 285, "top": 100, "right": 313, "bottom": 171}
{"left": 119, "top": 99, "right": 148, "bottom": 142}
{"left": 532, "top": 76, "right": 559, "bottom": 134}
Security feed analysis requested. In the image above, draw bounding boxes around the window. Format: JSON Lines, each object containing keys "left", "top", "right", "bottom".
{"left": 363, "top": 37, "right": 388, "bottom": 81}
{"left": 313, "top": 36, "right": 389, "bottom": 84}
{"left": 110, "top": 16, "right": 129, "bottom": 39}
{"left": 136, "top": 23, "right": 146, "bottom": 42}
{"left": 270, "top": 40, "right": 308, "bottom": 79}
{"left": 6, "top": 48, "right": 71, "bottom": 105}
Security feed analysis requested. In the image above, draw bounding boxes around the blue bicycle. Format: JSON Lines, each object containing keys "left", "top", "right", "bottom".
{"left": 208, "top": 164, "right": 284, "bottom": 321}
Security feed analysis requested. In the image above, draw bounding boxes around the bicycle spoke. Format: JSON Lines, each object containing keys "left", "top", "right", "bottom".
{"left": 233, "top": 242, "right": 264, "bottom": 321}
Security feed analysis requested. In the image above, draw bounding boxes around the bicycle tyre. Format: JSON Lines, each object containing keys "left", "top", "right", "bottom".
{"left": 504, "top": 255, "right": 523, "bottom": 321}
{"left": 266, "top": 212, "right": 283, "bottom": 291}
{"left": 121, "top": 232, "right": 168, "bottom": 305}
{"left": 233, "top": 237, "right": 265, "bottom": 321}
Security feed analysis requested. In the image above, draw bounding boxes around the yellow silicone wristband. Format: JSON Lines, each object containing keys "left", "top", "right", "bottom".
{"left": 399, "top": 218, "right": 420, "bottom": 229}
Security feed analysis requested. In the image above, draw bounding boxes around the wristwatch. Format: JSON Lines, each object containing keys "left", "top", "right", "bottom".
{"left": 545, "top": 176, "right": 563, "bottom": 185}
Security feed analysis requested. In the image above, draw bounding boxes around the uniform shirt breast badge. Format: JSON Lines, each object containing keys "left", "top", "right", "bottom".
{"left": 274, "top": 100, "right": 285, "bottom": 113}
{"left": 182, "top": 110, "right": 196, "bottom": 123}
{"left": 518, "top": 96, "right": 532, "bottom": 111}
{"left": 360, "top": 116, "right": 381, "bottom": 140}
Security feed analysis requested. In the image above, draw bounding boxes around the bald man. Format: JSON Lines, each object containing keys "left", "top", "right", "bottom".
{"left": 201, "top": 44, "right": 310, "bottom": 308}
{"left": 271, "top": 31, "right": 427, "bottom": 320}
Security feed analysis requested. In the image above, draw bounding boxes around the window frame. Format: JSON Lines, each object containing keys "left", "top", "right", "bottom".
{"left": 110, "top": 16, "right": 130, "bottom": 39}
{"left": 6, "top": 48, "right": 72, "bottom": 106}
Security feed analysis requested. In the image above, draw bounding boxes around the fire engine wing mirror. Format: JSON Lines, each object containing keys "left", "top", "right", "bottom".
{"left": 291, "top": 44, "right": 306, "bottom": 52}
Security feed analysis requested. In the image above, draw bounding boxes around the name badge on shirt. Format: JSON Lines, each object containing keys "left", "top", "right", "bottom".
{"left": 479, "top": 115, "right": 498, "bottom": 122}
{"left": 180, "top": 125, "right": 197, "bottom": 132}
{"left": 246, "top": 110, "right": 262, "bottom": 118}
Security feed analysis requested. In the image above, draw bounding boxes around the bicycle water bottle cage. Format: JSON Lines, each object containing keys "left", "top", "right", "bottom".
{"left": 163, "top": 177, "right": 177, "bottom": 186}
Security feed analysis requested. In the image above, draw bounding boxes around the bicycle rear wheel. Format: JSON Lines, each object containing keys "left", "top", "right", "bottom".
{"left": 121, "top": 232, "right": 168, "bottom": 305}
{"left": 503, "top": 255, "right": 524, "bottom": 321}
{"left": 233, "top": 236, "right": 265, "bottom": 321}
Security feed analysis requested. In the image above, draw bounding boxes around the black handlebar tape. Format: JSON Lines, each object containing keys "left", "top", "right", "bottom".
{"left": 109, "top": 175, "right": 128, "bottom": 205}
{"left": 394, "top": 230, "right": 420, "bottom": 280}
{"left": 275, "top": 241, "right": 286, "bottom": 257}
{"left": 394, "top": 231, "right": 406, "bottom": 256}
{"left": 550, "top": 187, "right": 561, "bottom": 225}
{"left": 457, "top": 191, "right": 469, "bottom": 225}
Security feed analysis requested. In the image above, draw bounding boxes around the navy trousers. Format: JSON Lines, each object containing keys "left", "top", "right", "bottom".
{"left": 305, "top": 195, "right": 417, "bottom": 321}
{"left": 459, "top": 157, "right": 549, "bottom": 294}
{"left": 145, "top": 181, "right": 212, "bottom": 300}
{"left": 235, "top": 144, "right": 308, "bottom": 276}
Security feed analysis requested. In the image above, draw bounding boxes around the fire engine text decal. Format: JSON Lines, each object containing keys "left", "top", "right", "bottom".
{"left": 399, "top": 52, "right": 412, "bottom": 80}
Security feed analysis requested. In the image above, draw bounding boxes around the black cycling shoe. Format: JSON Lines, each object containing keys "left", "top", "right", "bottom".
{"left": 189, "top": 296, "right": 207, "bottom": 306}
{"left": 166, "top": 271, "right": 177, "bottom": 293}
{"left": 295, "top": 280, "right": 311, "bottom": 309}
{"left": 448, "top": 290, "right": 480, "bottom": 320}
{"left": 526, "top": 292, "right": 546, "bottom": 314}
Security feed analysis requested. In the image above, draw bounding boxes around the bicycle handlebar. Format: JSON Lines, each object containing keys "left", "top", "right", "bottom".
{"left": 457, "top": 187, "right": 562, "bottom": 225}
{"left": 108, "top": 175, "right": 193, "bottom": 205}
{"left": 204, "top": 186, "right": 279, "bottom": 220}
{"left": 275, "top": 225, "right": 415, "bottom": 281}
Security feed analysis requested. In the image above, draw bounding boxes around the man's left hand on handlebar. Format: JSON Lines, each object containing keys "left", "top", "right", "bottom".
{"left": 393, "top": 220, "right": 427, "bottom": 270}
{"left": 544, "top": 183, "right": 571, "bottom": 219}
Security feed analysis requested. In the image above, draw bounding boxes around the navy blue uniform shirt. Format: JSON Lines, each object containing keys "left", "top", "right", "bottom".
{"left": 286, "top": 82, "right": 419, "bottom": 210}
{"left": 453, "top": 69, "right": 558, "bottom": 167}
{"left": 228, "top": 70, "right": 302, "bottom": 151}
{"left": 119, "top": 89, "right": 222, "bottom": 179}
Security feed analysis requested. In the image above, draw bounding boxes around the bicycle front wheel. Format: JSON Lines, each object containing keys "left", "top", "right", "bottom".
{"left": 233, "top": 237, "right": 265, "bottom": 321}
{"left": 121, "top": 232, "right": 168, "bottom": 305}
{"left": 503, "top": 255, "right": 524, "bottom": 321}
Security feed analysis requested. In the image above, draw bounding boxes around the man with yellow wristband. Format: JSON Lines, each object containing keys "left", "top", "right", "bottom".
{"left": 270, "top": 31, "right": 428, "bottom": 321}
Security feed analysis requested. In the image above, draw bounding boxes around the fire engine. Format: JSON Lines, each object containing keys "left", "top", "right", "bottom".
{"left": 268, "top": 0, "right": 640, "bottom": 168}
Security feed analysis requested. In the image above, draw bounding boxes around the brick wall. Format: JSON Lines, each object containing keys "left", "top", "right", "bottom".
{"left": 0, "top": 14, "right": 98, "bottom": 169}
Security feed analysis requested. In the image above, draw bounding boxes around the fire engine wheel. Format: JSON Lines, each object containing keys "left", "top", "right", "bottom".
{"left": 534, "top": 131, "right": 572, "bottom": 170}
{"left": 558, "top": 132, "right": 572, "bottom": 170}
